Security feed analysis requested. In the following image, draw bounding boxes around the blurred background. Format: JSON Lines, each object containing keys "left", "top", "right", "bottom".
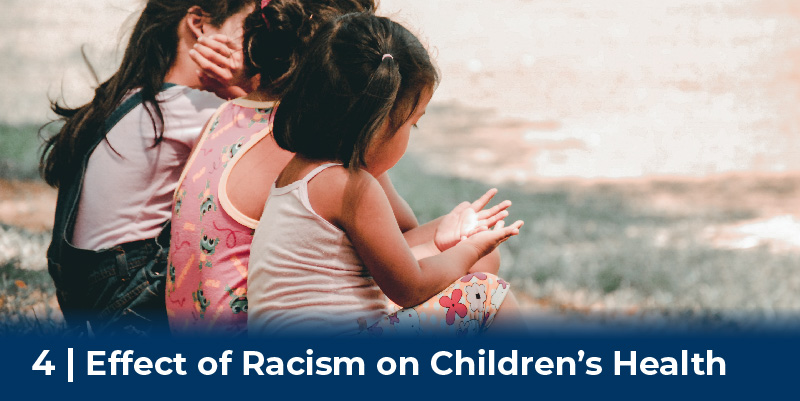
{"left": 1, "top": 0, "right": 799, "bottom": 332}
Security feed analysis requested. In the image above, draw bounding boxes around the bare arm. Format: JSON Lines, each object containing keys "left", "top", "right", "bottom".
{"left": 405, "top": 190, "right": 509, "bottom": 276}
{"left": 376, "top": 173, "right": 418, "bottom": 233}
{"left": 331, "top": 172, "right": 521, "bottom": 308}
{"left": 403, "top": 217, "right": 441, "bottom": 249}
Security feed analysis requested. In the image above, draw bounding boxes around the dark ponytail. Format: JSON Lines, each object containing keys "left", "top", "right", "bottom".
{"left": 40, "top": 0, "right": 255, "bottom": 188}
{"left": 242, "top": 0, "right": 376, "bottom": 98}
{"left": 272, "top": 13, "right": 439, "bottom": 169}
{"left": 331, "top": 20, "right": 402, "bottom": 168}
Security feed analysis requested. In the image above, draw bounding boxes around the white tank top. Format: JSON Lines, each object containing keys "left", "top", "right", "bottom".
{"left": 247, "top": 163, "right": 388, "bottom": 336}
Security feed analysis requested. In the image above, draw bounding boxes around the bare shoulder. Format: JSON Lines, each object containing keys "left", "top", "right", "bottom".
{"left": 308, "top": 166, "right": 380, "bottom": 203}
{"left": 227, "top": 134, "right": 293, "bottom": 223}
{"left": 308, "top": 167, "right": 383, "bottom": 228}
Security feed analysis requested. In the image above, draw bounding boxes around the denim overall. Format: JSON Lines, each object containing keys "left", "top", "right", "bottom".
{"left": 47, "top": 85, "right": 176, "bottom": 336}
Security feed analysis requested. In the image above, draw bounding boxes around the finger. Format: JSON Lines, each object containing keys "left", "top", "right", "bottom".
{"left": 476, "top": 200, "right": 511, "bottom": 219}
{"left": 202, "top": 35, "right": 245, "bottom": 70}
{"left": 507, "top": 220, "right": 524, "bottom": 231}
{"left": 487, "top": 229, "right": 512, "bottom": 246}
{"left": 478, "top": 210, "right": 509, "bottom": 229}
{"left": 196, "top": 40, "right": 233, "bottom": 71}
{"left": 193, "top": 43, "right": 236, "bottom": 71}
{"left": 494, "top": 220, "right": 506, "bottom": 230}
{"left": 466, "top": 225, "right": 489, "bottom": 237}
{"left": 496, "top": 221, "right": 523, "bottom": 242}
{"left": 470, "top": 188, "right": 498, "bottom": 212}
{"left": 200, "top": 34, "right": 240, "bottom": 52}
{"left": 190, "top": 48, "right": 234, "bottom": 83}
{"left": 500, "top": 221, "right": 523, "bottom": 239}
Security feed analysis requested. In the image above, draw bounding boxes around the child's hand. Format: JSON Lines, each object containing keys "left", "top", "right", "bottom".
{"left": 463, "top": 219, "right": 524, "bottom": 258}
{"left": 434, "top": 188, "right": 512, "bottom": 252}
{"left": 190, "top": 34, "right": 253, "bottom": 98}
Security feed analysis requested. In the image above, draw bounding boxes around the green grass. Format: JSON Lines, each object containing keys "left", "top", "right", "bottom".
{"left": 1, "top": 135, "right": 798, "bottom": 332}
{"left": 0, "top": 123, "right": 48, "bottom": 180}
{"left": 0, "top": 260, "right": 65, "bottom": 335}
{"left": 389, "top": 154, "right": 800, "bottom": 323}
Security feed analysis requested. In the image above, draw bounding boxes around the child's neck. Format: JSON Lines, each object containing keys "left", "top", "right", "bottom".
{"left": 164, "top": 44, "right": 203, "bottom": 88}
{"left": 244, "top": 90, "right": 277, "bottom": 102}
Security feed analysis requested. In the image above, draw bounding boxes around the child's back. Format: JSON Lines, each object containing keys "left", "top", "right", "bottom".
{"left": 248, "top": 164, "right": 387, "bottom": 335}
{"left": 72, "top": 86, "right": 223, "bottom": 250}
{"left": 41, "top": 0, "right": 255, "bottom": 335}
{"left": 167, "top": 98, "right": 280, "bottom": 334}
{"left": 166, "top": 0, "right": 379, "bottom": 335}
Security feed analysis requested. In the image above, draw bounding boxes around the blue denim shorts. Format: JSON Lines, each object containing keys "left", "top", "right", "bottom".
{"left": 50, "top": 238, "right": 169, "bottom": 336}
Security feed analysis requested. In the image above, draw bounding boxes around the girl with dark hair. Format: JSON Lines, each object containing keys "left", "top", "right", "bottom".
{"left": 41, "top": 0, "right": 257, "bottom": 335}
{"left": 247, "top": 13, "right": 524, "bottom": 336}
{"left": 166, "top": 0, "right": 379, "bottom": 335}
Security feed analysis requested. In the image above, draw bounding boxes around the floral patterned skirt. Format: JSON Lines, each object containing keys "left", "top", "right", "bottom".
{"left": 363, "top": 273, "right": 511, "bottom": 337}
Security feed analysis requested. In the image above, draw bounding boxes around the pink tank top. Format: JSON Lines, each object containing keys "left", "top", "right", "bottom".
{"left": 166, "top": 98, "right": 276, "bottom": 335}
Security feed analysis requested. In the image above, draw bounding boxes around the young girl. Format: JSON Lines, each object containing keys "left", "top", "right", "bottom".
{"left": 41, "top": 0, "right": 256, "bottom": 335}
{"left": 166, "top": 0, "right": 378, "bottom": 335}
{"left": 247, "top": 13, "right": 524, "bottom": 336}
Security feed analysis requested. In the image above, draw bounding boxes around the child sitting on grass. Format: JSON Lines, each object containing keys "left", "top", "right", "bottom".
{"left": 247, "top": 12, "right": 524, "bottom": 336}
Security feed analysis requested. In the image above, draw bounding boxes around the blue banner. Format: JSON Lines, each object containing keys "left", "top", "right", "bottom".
{"left": 1, "top": 326, "right": 797, "bottom": 400}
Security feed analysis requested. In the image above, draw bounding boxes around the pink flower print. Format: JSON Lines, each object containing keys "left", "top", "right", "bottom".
{"left": 439, "top": 289, "right": 468, "bottom": 325}
{"left": 497, "top": 279, "right": 509, "bottom": 289}
{"left": 464, "top": 283, "right": 487, "bottom": 313}
{"left": 461, "top": 272, "right": 488, "bottom": 283}
{"left": 388, "top": 314, "right": 400, "bottom": 325}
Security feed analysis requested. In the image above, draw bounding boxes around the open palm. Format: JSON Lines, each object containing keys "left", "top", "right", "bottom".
{"left": 434, "top": 188, "right": 513, "bottom": 251}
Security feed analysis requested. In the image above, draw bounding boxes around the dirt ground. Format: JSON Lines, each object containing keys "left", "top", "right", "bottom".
{"left": 0, "top": 179, "right": 56, "bottom": 233}
{"left": 2, "top": 171, "right": 798, "bottom": 248}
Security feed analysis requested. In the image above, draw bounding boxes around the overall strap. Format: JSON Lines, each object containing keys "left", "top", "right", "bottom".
{"left": 102, "top": 83, "right": 177, "bottom": 132}
{"left": 64, "top": 83, "right": 179, "bottom": 240}
{"left": 49, "top": 83, "right": 179, "bottom": 263}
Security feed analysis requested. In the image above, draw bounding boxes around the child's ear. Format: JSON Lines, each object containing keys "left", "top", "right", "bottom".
{"left": 185, "top": 5, "right": 207, "bottom": 39}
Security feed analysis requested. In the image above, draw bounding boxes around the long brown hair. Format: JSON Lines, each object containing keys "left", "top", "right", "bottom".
{"left": 40, "top": 0, "right": 255, "bottom": 188}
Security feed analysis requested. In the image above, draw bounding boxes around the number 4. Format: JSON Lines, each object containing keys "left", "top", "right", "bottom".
{"left": 33, "top": 350, "right": 55, "bottom": 375}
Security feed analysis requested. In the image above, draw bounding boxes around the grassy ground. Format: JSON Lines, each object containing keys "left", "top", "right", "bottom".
{"left": 390, "top": 154, "right": 800, "bottom": 327}
{"left": 0, "top": 123, "right": 64, "bottom": 334}
{"left": 0, "top": 259, "right": 64, "bottom": 335}
{"left": 1, "top": 123, "right": 799, "bottom": 333}
{"left": 0, "top": 123, "right": 47, "bottom": 180}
